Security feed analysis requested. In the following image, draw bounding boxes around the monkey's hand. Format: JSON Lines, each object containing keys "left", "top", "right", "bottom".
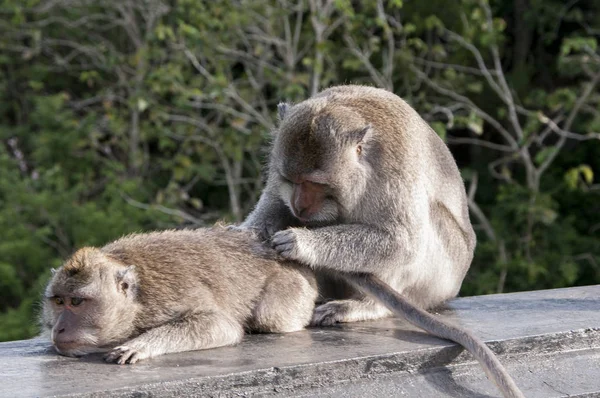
{"left": 271, "top": 228, "right": 306, "bottom": 262}
{"left": 274, "top": 224, "right": 399, "bottom": 273}
{"left": 104, "top": 341, "right": 151, "bottom": 365}
{"left": 225, "top": 225, "right": 245, "bottom": 232}
{"left": 226, "top": 224, "right": 261, "bottom": 239}
{"left": 227, "top": 224, "right": 275, "bottom": 242}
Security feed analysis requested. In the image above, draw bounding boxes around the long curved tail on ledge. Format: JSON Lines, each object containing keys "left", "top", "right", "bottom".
{"left": 343, "top": 273, "right": 525, "bottom": 398}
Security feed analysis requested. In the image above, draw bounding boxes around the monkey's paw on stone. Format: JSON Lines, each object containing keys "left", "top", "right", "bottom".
{"left": 104, "top": 345, "right": 150, "bottom": 365}
{"left": 271, "top": 229, "right": 302, "bottom": 260}
{"left": 311, "top": 301, "right": 353, "bottom": 326}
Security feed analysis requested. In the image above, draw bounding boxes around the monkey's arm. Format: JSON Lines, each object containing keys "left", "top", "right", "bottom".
{"left": 241, "top": 191, "right": 298, "bottom": 240}
{"left": 272, "top": 224, "right": 413, "bottom": 273}
{"left": 104, "top": 311, "right": 243, "bottom": 364}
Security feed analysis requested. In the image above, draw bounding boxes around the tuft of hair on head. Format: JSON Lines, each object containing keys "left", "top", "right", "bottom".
{"left": 63, "top": 247, "right": 100, "bottom": 276}
{"left": 213, "top": 220, "right": 230, "bottom": 229}
{"left": 277, "top": 102, "right": 290, "bottom": 121}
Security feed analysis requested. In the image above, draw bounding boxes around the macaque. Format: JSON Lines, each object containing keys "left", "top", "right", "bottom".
{"left": 41, "top": 228, "right": 317, "bottom": 364}
{"left": 238, "top": 85, "right": 523, "bottom": 397}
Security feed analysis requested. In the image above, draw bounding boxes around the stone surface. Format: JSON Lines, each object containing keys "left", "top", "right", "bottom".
{"left": 1, "top": 285, "right": 599, "bottom": 397}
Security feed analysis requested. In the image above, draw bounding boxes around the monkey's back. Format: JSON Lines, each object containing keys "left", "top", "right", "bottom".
{"left": 100, "top": 228, "right": 294, "bottom": 329}
{"left": 308, "top": 85, "right": 473, "bottom": 237}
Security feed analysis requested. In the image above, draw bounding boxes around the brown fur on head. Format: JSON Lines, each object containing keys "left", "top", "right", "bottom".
{"left": 41, "top": 247, "right": 139, "bottom": 357}
{"left": 272, "top": 102, "right": 375, "bottom": 224}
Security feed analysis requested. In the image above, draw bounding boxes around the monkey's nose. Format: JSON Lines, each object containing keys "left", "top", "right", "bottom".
{"left": 291, "top": 200, "right": 308, "bottom": 219}
{"left": 57, "top": 327, "right": 65, "bottom": 334}
{"left": 296, "top": 205, "right": 309, "bottom": 218}
{"left": 292, "top": 202, "right": 312, "bottom": 221}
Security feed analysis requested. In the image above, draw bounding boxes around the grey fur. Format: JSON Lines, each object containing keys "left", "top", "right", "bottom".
{"left": 243, "top": 84, "right": 476, "bottom": 313}
{"left": 41, "top": 227, "right": 317, "bottom": 364}
{"left": 241, "top": 85, "right": 523, "bottom": 397}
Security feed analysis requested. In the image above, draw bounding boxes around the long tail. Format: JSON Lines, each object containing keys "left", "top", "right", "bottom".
{"left": 344, "top": 273, "right": 525, "bottom": 398}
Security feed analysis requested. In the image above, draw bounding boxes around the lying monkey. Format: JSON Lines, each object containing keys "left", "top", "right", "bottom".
{"left": 40, "top": 228, "right": 317, "bottom": 364}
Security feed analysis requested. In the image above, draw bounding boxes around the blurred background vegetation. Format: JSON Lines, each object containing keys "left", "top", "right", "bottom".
{"left": 0, "top": 0, "right": 599, "bottom": 341}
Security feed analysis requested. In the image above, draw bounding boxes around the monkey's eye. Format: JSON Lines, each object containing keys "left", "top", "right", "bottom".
{"left": 54, "top": 297, "right": 64, "bottom": 305}
{"left": 70, "top": 297, "right": 84, "bottom": 307}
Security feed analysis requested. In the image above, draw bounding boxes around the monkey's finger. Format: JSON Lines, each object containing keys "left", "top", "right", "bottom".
{"left": 271, "top": 230, "right": 295, "bottom": 243}
{"left": 273, "top": 243, "right": 297, "bottom": 260}
{"left": 263, "top": 223, "right": 279, "bottom": 240}
{"left": 271, "top": 234, "right": 291, "bottom": 247}
{"left": 278, "top": 249, "right": 295, "bottom": 258}
{"left": 126, "top": 352, "right": 141, "bottom": 364}
{"left": 226, "top": 225, "right": 249, "bottom": 233}
{"left": 104, "top": 348, "right": 126, "bottom": 363}
{"left": 116, "top": 349, "right": 135, "bottom": 365}
{"left": 259, "top": 227, "right": 270, "bottom": 241}
{"left": 273, "top": 241, "right": 294, "bottom": 251}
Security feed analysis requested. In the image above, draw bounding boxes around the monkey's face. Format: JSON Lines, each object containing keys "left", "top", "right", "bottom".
{"left": 42, "top": 248, "right": 138, "bottom": 357}
{"left": 273, "top": 105, "right": 373, "bottom": 224}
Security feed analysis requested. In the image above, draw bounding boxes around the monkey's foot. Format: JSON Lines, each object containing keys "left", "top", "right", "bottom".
{"left": 311, "top": 301, "right": 353, "bottom": 326}
{"left": 312, "top": 299, "right": 391, "bottom": 326}
{"left": 104, "top": 345, "right": 150, "bottom": 365}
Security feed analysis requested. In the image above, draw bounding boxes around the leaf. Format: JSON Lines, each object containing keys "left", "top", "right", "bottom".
{"left": 389, "top": 0, "right": 403, "bottom": 9}
{"left": 467, "top": 82, "right": 483, "bottom": 93}
{"left": 27, "top": 80, "right": 44, "bottom": 91}
{"left": 564, "top": 165, "right": 594, "bottom": 190}
{"left": 559, "top": 261, "right": 579, "bottom": 284}
{"left": 137, "top": 98, "right": 149, "bottom": 112}
{"left": 403, "top": 23, "right": 416, "bottom": 34}
{"left": 539, "top": 208, "right": 557, "bottom": 225}
{"left": 561, "top": 37, "right": 597, "bottom": 56}
{"left": 425, "top": 15, "right": 444, "bottom": 30}
{"left": 534, "top": 147, "right": 558, "bottom": 165}
{"left": 190, "top": 198, "right": 203, "bottom": 210}
{"left": 443, "top": 68, "right": 457, "bottom": 80}
{"left": 467, "top": 113, "right": 484, "bottom": 135}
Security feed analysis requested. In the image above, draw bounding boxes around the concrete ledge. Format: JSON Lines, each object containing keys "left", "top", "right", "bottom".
{"left": 2, "top": 285, "right": 599, "bottom": 397}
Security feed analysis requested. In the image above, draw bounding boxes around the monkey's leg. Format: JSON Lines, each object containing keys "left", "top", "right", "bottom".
{"left": 104, "top": 312, "right": 243, "bottom": 364}
{"left": 312, "top": 298, "right": 392, "bottom": 326}
{"left": 250, "top": 266, "right": 317, "bottom": 333}
{"left": 272, "top": 224, "right": 408, "bottom": 273}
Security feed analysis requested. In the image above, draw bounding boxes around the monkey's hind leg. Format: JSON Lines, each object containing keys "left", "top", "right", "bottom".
{"left": 104, "top": 311, "right": 243, "bottom": 364}
{"left": 250, "top": 265, "right": 317, "bottom": 333}
{"left": 312, "top": 298, "right": 392, "bottom": 326}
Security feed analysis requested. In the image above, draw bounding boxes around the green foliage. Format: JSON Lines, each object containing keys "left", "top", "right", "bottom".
{"left": 0, "top": 0, "right": 598, "bottom": 342}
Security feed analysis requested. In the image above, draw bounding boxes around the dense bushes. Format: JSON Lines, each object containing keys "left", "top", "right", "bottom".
{"left": 1, "top": 0, "right": 598, "bottom": 341}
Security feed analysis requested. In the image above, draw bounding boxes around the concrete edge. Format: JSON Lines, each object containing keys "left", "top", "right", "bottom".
{"left": 56, "top": 327, "right": 600, "bottom": 397}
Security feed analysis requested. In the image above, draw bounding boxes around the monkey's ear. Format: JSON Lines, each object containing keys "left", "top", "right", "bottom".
{"left": 350, "top": 124, "right": 373, "bottom": 144}
{"left": 277, "top": 102, "right": 290, "bottom": 121}
{"left": 115, "top": 265, "right": 138, "bottom": 298}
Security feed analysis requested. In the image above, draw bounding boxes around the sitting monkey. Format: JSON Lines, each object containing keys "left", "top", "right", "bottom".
{"left": 236, "top": 85, "right": 524, "bottom": 398}
{"left": 40, "top": 227, "right": 317, "bottom": 364}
